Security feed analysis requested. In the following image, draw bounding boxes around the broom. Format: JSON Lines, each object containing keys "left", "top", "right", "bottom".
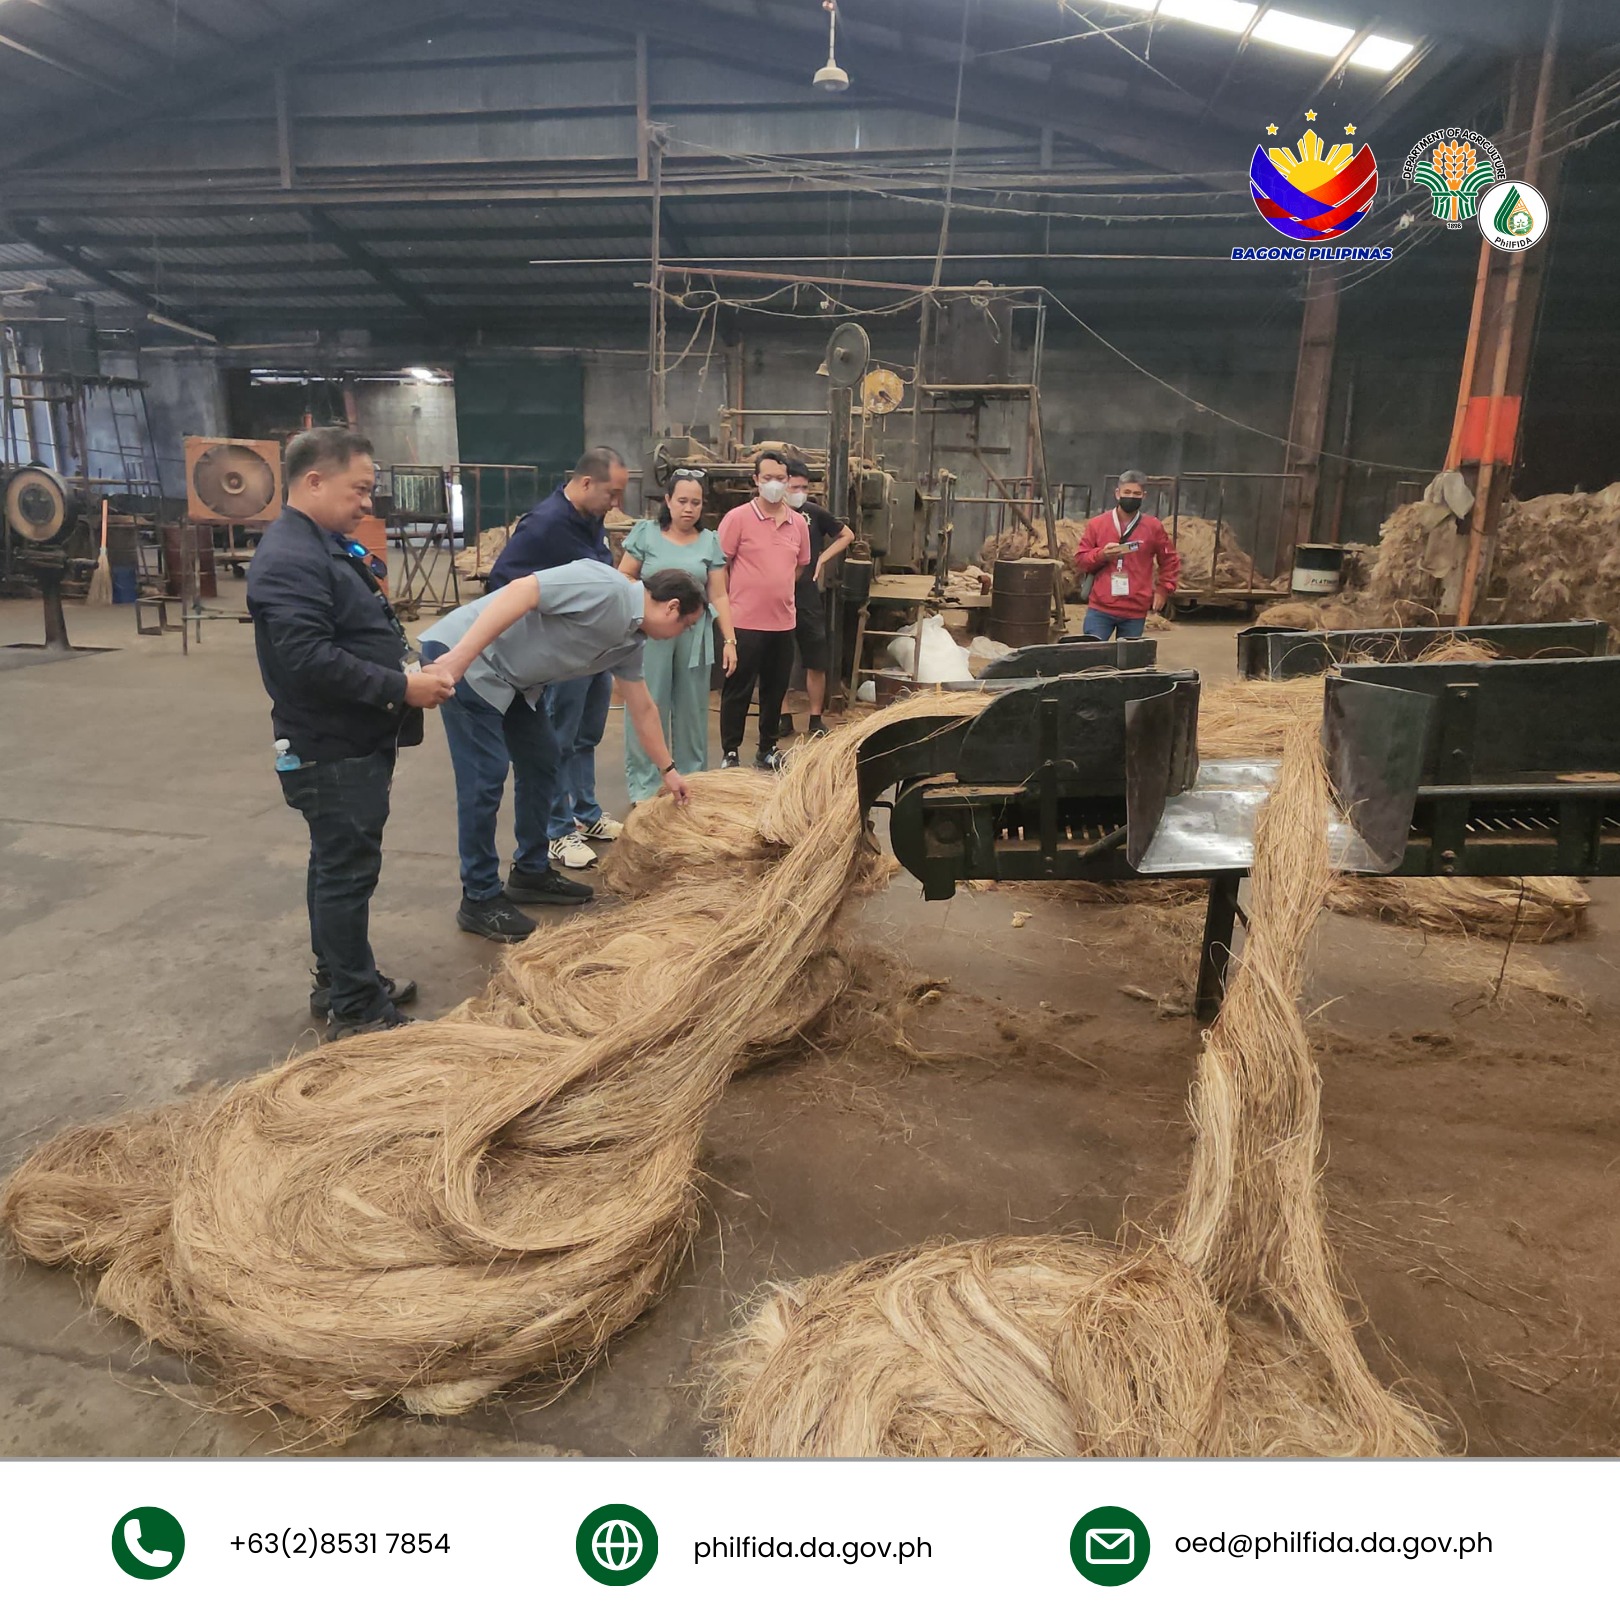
{"left": 87, "top": 498, "right": 112, "bottom": 606}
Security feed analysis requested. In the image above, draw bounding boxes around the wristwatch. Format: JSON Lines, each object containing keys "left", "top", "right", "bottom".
{"left": 661, "top": 760, "right": 678, "bottom": 774}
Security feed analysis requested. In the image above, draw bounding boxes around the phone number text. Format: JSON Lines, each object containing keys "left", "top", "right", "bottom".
{"left": 229, "top": 1530, "right": 451, "bottom": 1558}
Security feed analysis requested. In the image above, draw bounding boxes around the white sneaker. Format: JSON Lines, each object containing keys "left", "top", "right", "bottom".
{"left": 548, "top": 833, "right": 597, "bottom": 870}
{"left": 578, "top": 816, "right": 623, "bottom": 842}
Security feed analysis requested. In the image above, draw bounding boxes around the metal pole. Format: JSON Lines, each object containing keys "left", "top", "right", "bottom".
{"left": 647, "top": 135, "right": 664, "bottom": 441}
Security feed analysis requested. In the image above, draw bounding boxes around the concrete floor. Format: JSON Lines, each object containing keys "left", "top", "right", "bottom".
{"left": 2, "top": 587, "right": 1617, "bottom": 1458}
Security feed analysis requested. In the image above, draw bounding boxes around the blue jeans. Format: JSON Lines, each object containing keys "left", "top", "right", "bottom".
{"left": 1082, "top": 607, "right": 1147, "bottom": 641}
{"left": 277, "top": 750, "right": 395, "bottom": 1022}
{"left": 424, "top": 642, "right": 561, "bottom": 902}
{"left": 545, "top": 671, "right": 611, "bottom": 839}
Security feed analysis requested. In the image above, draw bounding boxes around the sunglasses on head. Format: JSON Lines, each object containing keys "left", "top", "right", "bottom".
{"left": 670, "top": 468, "right": 706, "bottom": 483}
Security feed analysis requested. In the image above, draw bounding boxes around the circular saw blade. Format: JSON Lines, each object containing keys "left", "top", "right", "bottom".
{"left": 824, "top": 322, "right": 870, "bottom": 388}
{"left": 860, "top": 368, "right": 904, "bottom": 415}
{"left": 193, "top": 442, "right": 277, "bottom": 520}
{"left": 3, "top": 465, "right": 78, "bottom": 544}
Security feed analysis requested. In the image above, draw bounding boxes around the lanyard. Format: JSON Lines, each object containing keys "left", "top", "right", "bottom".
{"left": 1112, "top": 508, "right": 1141, "bottom": 568}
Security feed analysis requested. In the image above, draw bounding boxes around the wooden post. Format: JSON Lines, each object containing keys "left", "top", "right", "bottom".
{"left": 1278, "top": 265, "right": 1340, "bottom": 567}
{"left": 1454, "top": 2, "right": 1565, "bottom": 625}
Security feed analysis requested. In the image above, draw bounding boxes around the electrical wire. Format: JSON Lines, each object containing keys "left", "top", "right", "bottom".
{"left": 1040, "top": 286, "right": 1442, "bottom": 474}
{"left": 931, "top": 0, "right": 974, "bottom": 292}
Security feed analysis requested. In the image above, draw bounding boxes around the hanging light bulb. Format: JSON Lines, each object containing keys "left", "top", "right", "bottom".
{"left": 814, "top": 0, "right": 850, "bottom": 91}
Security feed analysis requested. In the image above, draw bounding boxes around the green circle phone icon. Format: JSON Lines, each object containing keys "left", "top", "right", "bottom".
{"left": 111, "top": 1507, "right": 185, "bottom": 1580}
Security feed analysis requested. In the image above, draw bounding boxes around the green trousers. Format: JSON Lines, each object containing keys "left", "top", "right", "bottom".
{"left": 625, "top": 634, "right": 713, "bottom": 802}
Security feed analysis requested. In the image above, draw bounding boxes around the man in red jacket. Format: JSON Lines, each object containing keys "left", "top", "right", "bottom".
{"left": 1075, "top": 470, "right": 1180, "bottom": 639}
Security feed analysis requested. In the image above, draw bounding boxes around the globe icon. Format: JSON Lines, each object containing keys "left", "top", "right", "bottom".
{"left": 592, "top": 1520, "right": 643, "bottom": 1572}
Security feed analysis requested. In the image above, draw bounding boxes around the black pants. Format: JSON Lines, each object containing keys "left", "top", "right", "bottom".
{"left": 721, "top": 628, "right": 795, "bottom": 757}
{"left": 278, "top": 750, "right": 394, "bottom": 1022}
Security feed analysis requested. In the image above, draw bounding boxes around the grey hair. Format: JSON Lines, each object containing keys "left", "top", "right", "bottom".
{"left": 1118, "top": 469, "right": 1147, "bottom": 488}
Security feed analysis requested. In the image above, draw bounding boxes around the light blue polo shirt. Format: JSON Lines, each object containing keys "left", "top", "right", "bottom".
{"left": 428, "top": 559, "right": 646, "bottom": 712}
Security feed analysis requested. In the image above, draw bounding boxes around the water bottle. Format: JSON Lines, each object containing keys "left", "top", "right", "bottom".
{"left": 274, "top": 739, "right": 302, "bottom": 773}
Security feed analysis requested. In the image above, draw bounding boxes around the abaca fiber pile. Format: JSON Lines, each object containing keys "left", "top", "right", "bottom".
{"left": 1272, "top": 483, "right": 1620, "bottom": 640}
{"left": 708, "top": 720, "right": 1442, "bottom": 1458}
{"left": 0, "top": 695, "right": 987, "bottom": 1437}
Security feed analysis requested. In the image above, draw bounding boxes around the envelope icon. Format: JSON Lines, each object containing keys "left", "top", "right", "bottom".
{"left": 1085, "top": 1528, "right": 1135, "bottom": 1565}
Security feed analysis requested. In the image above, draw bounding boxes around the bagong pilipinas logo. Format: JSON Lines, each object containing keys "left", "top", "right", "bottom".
{"left": 1249, "top": 111, "right": 1378, "bottom": 242}
{"left": 1401, "top": 127, "right": 1506, "bottom": 228}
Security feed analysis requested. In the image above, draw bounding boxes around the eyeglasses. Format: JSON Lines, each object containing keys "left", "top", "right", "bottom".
{"left": 670, "top": 468, "right": 707, "bottom": 482}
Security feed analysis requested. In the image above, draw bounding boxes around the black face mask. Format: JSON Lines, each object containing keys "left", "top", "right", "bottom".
{"left": 1117, "top": 495, "right": 1143, "bottom": 515}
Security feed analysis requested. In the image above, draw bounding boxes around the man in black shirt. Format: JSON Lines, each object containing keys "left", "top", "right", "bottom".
{"left": 246, "top": 427, "right": 453, "bottom": 1039}
{"left": 784, "top": 457, "right": 853, "bottom": 736}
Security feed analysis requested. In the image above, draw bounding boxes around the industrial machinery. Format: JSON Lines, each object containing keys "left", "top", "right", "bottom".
{"left": 0, "top": 462, "right": 90, "bottom": 650}
{"left": 184, "top": 436, "right": 283, "bottom": 527}
{"left": 857, "top": 650, "right": 1620, "bottom": 1020}
{"left": 1235, "top": 619, "right": 1609, "bottom": 679}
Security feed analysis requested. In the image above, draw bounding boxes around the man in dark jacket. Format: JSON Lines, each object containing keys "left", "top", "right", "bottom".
{"left": 247, "top": 427, "right": 453, "bottom": 1039}
{"left": 486, "top": 445, "right": 629, "bottom": 874}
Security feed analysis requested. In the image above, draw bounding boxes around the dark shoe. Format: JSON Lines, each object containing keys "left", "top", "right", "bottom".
{"left": 504, "top": 866, "right": 594, "bottom": 906}
{"left": 720, "top": 751, "right": 741, "bottom": 769}
{"left": 754, "top": 749, "right": 783, "bottom": 771}
{"left": 778, "top": 713, "right": 796, "bottom": 738}
{"left": 325, "top": 1007, "right": 414, "bottom": 1042}
{"left": 807, "top": 715, "right": 828, "bottom": 737}
{"left": 309, "top": 970, "right": 418, "bottom": 1020}
{"left": 457, "top": 894, "right": 539, "bottom": 941}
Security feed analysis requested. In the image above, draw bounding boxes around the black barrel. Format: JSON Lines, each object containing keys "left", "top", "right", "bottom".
{"left": 988, "top": 557, "right": 1057, "bottom": 646}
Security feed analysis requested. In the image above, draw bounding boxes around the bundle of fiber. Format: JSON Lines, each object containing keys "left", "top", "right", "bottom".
{"left": 1327, "top": 484, "right": 1620, "bottom": 639}
{"left": 1170, "top": 515, "right": 1282, "bottom": 592}
{"left": 602, "top": 770, "right": 778, "bottom": 899}
{"left": 711, "top": 1240, "right": 1228, "bottom": 1458}
{"left": 1198, "top": 676, "right": 1326, "bottom": 759}
{"left": 454, "top": 523, "right": 516, "bottom": 580}
{"left": 980, "top": 518, "right": 1082, "bottom": 598}
{"left": 1325, "top": 875, "right": 1588, "bottom": 943}
{"left": 709, "top": 721, "right": 1441, "bottom": 1457}
{"left": 0, "top": 692, "right": 991, "bottom": 1437}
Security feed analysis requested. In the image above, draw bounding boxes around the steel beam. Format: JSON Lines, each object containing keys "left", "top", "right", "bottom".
{"left": 301, "top": 207, "right": 444, "bottom": 324}
{"left": 2, "top": 0, "right": 452, "bottom": 173}
{"left": 0, "top": 213, "right": 213, "bottom": 329}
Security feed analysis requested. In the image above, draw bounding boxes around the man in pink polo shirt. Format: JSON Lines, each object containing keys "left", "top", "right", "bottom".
{"left": 718, "top": 450, "right": 811, "bottom": 769}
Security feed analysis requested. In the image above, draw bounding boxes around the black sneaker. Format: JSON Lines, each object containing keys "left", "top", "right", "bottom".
{"left": 326, "top": 1006, "right": 414, "bottom": 1042}
{"left": 309, "top": 971, "right": 418, "bottom": 1020}
{"left": 807, "top": 715, "right": 828, "bottom": 737}
{"left": 457, "top": 894, "right": 539, "bottom": 941}
{"left": 720, "top": 751, "right": 741, "bottom": 769}
{"left": 778, "top": 714, "right": 796, "bottom": 738}
{"left": 504, "top": 866, "right": 594, "bottom": 906}
{"left": 754, "top": 748, "right": 783, "bottom": 771}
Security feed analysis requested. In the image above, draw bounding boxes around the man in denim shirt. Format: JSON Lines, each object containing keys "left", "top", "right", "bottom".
{"left": 247, "top": 427, "right": 453, "bottom": 1039}
{"left": 487, "top": 445, "right": 629, "bottom": 873}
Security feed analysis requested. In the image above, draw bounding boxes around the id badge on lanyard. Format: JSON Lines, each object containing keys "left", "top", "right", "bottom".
{"left": 1111, "top": 509, "right": 1140, "bottom": 596}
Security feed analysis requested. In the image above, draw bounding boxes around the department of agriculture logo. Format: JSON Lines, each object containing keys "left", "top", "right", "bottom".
{"left": 1250, "top": 111, "right": 1377, "bottom": 241}
{"left": 1070, "top": 1505, "right": 1150, "bottom": 1587}
{"left": 577, "top": 1503, "right": 658, "bottom": 1586}
{"left": 1478, "top": 180, "right": 1549, "bottom": 251}
{"left": 1402, "top": 126, "right": 1506, "bottom": 227}
{"left": 111, "top": 1507, "right": 185, "bottom": 1580}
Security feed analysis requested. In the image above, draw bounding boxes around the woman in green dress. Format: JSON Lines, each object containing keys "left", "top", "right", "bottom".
{"left": 617, "top": 472, "right": 738, "bottom": 803}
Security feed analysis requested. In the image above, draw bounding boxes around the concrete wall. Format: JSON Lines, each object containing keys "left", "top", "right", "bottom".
{"left": 351, "top": 378, "right": 458, "bottom": 468}
{"left": 140, "top": 351, "right": 229, "bottom": 499}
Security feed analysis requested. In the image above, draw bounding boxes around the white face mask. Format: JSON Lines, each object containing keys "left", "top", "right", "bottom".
{"left": 759, "top": 479, "right": 787, "bottom": 505}
{"left": 786, "top": 490, "right": 808, "bottom": 509}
